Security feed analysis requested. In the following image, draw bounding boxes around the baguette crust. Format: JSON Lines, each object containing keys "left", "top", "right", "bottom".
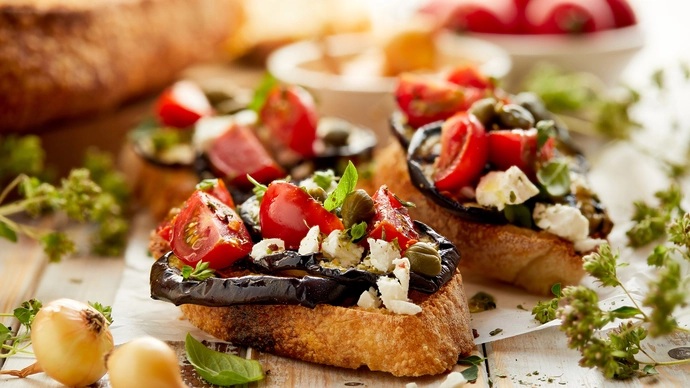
{"left": 180, "top": 271, "right": 474, "bottom": 377}
{"left": 372, "top": 143, "right": 586, "bottom": 295}
{"left": 0, "top": 0, "right": 242, "bottom": 131}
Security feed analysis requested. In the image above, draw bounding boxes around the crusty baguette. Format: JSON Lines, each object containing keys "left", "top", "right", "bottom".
{"left": 372, "top": 142, "right": 586, "bottom": 295}
{"left": 148, "top": 220, "right": 475, "bottom": 377}
{"left": 0, "top": 0, "right": 242, "bottom": 131}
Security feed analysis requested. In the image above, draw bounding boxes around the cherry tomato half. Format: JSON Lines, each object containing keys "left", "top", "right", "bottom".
{"left": 196, "top": 178, "right": 235, "bottom": 208}
{"left": 525, "top": 0, "right": 615, "bottom": 34}
{"left": 395, "top": 73, "right": 468, "bottom": 129}
{"left": 208, "top": 123, "right": 285, "bottom": 188}
{"left": 434, "top": 112, "right": 489, "bottom": 191}
{"left": 367, "top": 186, "right": 419, "bottom": 251}
{"left": 488, "top": 129, "right": 555, "bottom": 178}
{"left": 260, "top": 181, "right": 344, "bottom": 250}
{"left": 171, "top": 191, "right": 253, "bottom": 269}
{"left": 259, "top": 85, "right": 319, "bottom": 157}
{"left": 446, "top": 66, "right": 495, "bottom": 90}
{"left": 154, "top": 81, "right": 213, "bottom": 128}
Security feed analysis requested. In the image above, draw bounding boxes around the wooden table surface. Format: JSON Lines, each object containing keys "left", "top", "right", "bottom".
{"left": 4, "top": 1, "right": 690, "bottom": 387}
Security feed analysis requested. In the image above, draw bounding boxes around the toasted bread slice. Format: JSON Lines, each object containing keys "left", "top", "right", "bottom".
{"left": 148, "top": 224, "right": 475, "bottom": 377}
{"left": 372, "top": 142, "right": 586, "bottom": 295}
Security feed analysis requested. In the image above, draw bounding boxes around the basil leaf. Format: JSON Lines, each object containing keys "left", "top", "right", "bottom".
{"left": 458, "top": 355, "right": 485, "bottom": 366}
{"left": 461, "top": 365, "right": 479, "bottom": 382}
{"left": 185, "top": 333, "right": 264, "bottom": 386}
{"left": 313, "top": 170, "right": 335, "bottom": 191}
{"left": 535, "top": 120, "right": 556, "bottom": 149}
{"left": 536, "top": 160, "right": 571, "bottom": 196}
{"left": 0, "top": 221, "right": 17, "bottom": 242}
{"left": 349, "top": 221, "right": 367, "bottom": 242}
{"left": 504, "top": 204, "right": 533, "bottom": 228}
{"left": 324, "top": 161, "right": 358, "bottom": 212}
{"left": 249, "top": 73, "right": 278, "bottom": 113}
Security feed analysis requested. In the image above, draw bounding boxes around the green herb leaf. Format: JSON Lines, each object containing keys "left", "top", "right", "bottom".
{"left": 182, "top": 265, "right": 194, "bottom": 280}
{"left": 537, "top": 160, "right": 571, "bottom": 197}
{"left": 504, "top": 204, "right": 533, "bottom": 228}
{"left": 324, "top": 161, "right": 358, "bottom": 212}
{"left": 583, "top": 245, "right": 622, "bottom": 287}
{"left": 0, "top": 135, "right": 45, "bottom": 182}
{"left": 608, "top": 306, "right": 642, "bottom": 319}
{"left": 458, "top": 355, "right": 485, "bottom": 366}
{"left": 249, "top": 73, "right": 278, "bottom": 113}
{"left": 185, "top": 333, "right": 265, "bottom": 386}
{"left": 196, "top": 179, "right": 219, "bottom": 191}
{"left": 0, "top": 221, "right": 17, "bottom": 242}
{"left": 89, "top": 301, "right": 113, "bottom": 325}
{"left": 536, "top": 120, "right": 556, "bottom": 149}
{"left": 313, "top": 170, "right": 335, "bottom": 191}
{"left": 349, "top": 221, "right": 367, "bottom": 242}
{"left": 460, "top": 365, "right": 479, "bottom": 382}
{"left": 0, "top": 323, "right": 11, "bottom": 344}
{"left": 489, "top": 328, "right": 503, "bottom": 336}
{"left": 551, "top": 283, "right": 562, "bottom": 298}
{"left": 40, "top": 232, "right": 76, "bottom": 263}
{"left": 392, "top": 193, "right": 415, "bottom": 208}
{"left": 184, "top": 261, "right": 216, "bottom": 281}
{"left": 247, "top": 175, "right": 268, "bottom": 202}
{"left": 468, "top": 292, "right": 496, "bottom": 313}
{"left": 14, "top": 299, "right": 41, "bottom": 328}
{"left": 643, "top": 365, "right": 659, "bottom": 375}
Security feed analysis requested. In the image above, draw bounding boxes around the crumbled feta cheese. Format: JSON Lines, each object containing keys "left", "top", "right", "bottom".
{"left": 367, "top": 238, "right": 401, "bottom": 272}
{"left": 476, "top": 166, "right": 539, "bottom": 211}
{"left": 439, "top": 372, "right": 468, "bottom": 388}
{"left": 193, "top": 116, "right": 234, "bottom": 152}
{"left": 392, "top": 257, "right": 410, "bottom": 295}
{"left": 376, "top": 257, "right": 420, "bottom": 315}
{"left": 298, "top": 226, "right": 321, "bottom": 255}
{"left": 376, "top": 277, "right": 407, "bottom": 308}
{"left": 357, "top": 287, "right": 382, "bottom": 309}
{"left": 157, "top": 144, "right": 196, "bottom": 165}
{"left": 406, "top": 383, "right": 419, "bottom": 388}
{"left": 574, "top": 238, "right": 607, "bottom": 253}
{"left": 321, "top": 230, "right": 364, "bottom": 267}
{"left": 387, "top": 300, "right": 422, "bottom": 315}
{"left": 233, "top": 109, "right": 258, "bottom": 127}
{"left": 299, "top": 176, "right": 338, "bottom": 194}
{"left": 250, "top": 238, "right": 285, "bottom": 260}
{"left": 533, "top": 203, "right": 589, "bottom": 243}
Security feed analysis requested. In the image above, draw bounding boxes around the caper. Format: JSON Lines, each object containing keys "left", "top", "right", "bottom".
{"left": 340, "top": 189, "right": 375, "bottom": 228}
{"left": 513, "top": 92, "right": 551, "bottom": 122}
{"left": 404, "top": 242, "right": 442, "bottom": 277}
{"left": 497, "top": 104, "right": 535, "bottom": 130}
{"left": 320, "top": 119, "right": 352, "bottom": 147}
{"left": 469, "top": 97, "right": 498, "bottom": 128}
{"left": 308, "top": 187, "right": 328, "bottom": 203}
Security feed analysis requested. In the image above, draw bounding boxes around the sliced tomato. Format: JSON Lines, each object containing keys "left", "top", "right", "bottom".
{"left": 259, "top": 85, "right": 318, "bottom": 157}
{"left": 156, "top": 219, "right": 173, "bottom": 243}
{"left": 488, "top": 129, "right": 555, "bottom": 177}
{"left": 447, "top": 66, "right": 495, "bottom": 90}
{"left": 367, "top": 186, "right": 419, "bottom": 251}
{"left": 154, "top": 81, "right": 213, "bottom": 128}
{"left": 525, "top": 0, "right": 615, "bottom": 34}
{"left": 434, "top": 112, "right": 489, "bottom": 191}
{"left": 196, "top": 178, "right": 235, "bottom": 208}
{"left": 171, "top": 191, "right": 253, "bottom": 269}
{"left": 208, "top": 123, "right": 285, "bottom": 188}
{"left": 260, "top": 181, "right": 344, "bottom": 250}
{"left": 395, "top": 73, "right": 468, "bottom": 129}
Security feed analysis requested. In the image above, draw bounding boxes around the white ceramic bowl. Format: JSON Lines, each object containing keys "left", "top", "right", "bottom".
{"left": 459, "top": 25, "right": 645, "bottom": 89}
{"left": 267, "top": 32, "right": 512, "bottom": 145}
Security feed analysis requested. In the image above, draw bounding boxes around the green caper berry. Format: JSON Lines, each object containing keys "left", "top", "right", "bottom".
{"left": 308, "top": 187, "right": 328, "bottom": 203}
{"left": 340, "top": 189, "right": 375, "bottom": 228}
{"left": 497, "top": 104, "right": 535, "bottom": 130}
{"left": 322, "top": 125, "right": 351, "bottom": 147}
{"left": 404, "top": 242, "right": 442, "bottom": 277}
{"left": 513, "top": 92, "right": 552, "bottom": 122}
{"left": 469, "top": 97, "right": 498, "bottom": 128}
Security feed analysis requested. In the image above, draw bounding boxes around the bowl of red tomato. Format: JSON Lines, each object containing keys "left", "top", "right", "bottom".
{"left": 421, "top": 0, "right": 644, "bottom": 87}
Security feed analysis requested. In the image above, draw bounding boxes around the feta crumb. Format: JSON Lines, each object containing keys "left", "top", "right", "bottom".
{"left": 476, "top": 166, "right": 539, "bottom": 211}
{"left": 250, "top": 238, "right": 285, "bottom": 260}
{"left": 367, "top": 238, "right": 401, "bottom": 272}
{"left": 439, "top": 372, "right": 468, "bottom": 388}
{"left": 298, "top": 226, "right": 321, "bottom": 255}
{"left": 299, "top": 177, "right": 337, "bottom": 194}
{"left": 193, "top": 116, "right": 234, "bottom": 152}
{"left": 392, "top": 257, "right": 411, "bottom": 295}
{"left": 376, "top": 257, "right": 420, "bottom": 315}
{"left": 321, "top": 230, "right": 364, "bottom": 267}
{"left": 387, "top": 300, "right": 422, "bottom": 315}
{"left": 357, "top": 287, "right": 382, "bottom": 309}
{"left": 376, "top": 277, "right": 407, "bottom": 308}
{"left": 406, "top": 383, "right": 419, "bottom": 388}
{"left": 574, "top": 238, "right": 607, "bottom": 253}
{"left": 533, "top": 203, "right": 589, "bottom": 243}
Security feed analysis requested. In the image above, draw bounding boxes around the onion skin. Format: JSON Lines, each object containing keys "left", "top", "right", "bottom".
{"left": 31, "top": 299, "right": 114, "bottom": 387}
{"left": 107, "top": 337, "right": 188, "bottom": 388}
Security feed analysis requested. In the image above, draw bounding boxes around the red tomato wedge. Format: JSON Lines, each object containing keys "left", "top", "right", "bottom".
{"left": 196, "top": 178, "right": 235, "bottom": 208}
{"left": 525, "top": 0, "right": 615, "bottom": 34}
{"left": 447, "top": 66, "right": 495, "bottom": 90}
{"left": 208, "top": 123, "right": 285, "bottom": 188}
{"left": 171, "top": 191, "right": 253, "bottom": 269}
{"left": 260, "top": 181, "right": 344, "bottom": 250}
{"left": 367, "top": 186, "right": 419, "bottom": 251}
{"left": 434, "top": 112, "right": 489, "bottom": 191}
{"left": 154, "top": 81, "right": 213, "bottom": 128}
{"left": 395, "top": 73, "right": 468, "bottom": 129}
{"left": 488, "top": 129, "right": 555, "bottom": 177}
{"left": 259, "top": 85, "right": 319, "bottom": 157}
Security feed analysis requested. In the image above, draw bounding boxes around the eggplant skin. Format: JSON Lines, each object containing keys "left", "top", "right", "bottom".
{"left": 150, "top": 252, "right": 366, "bottom": 308}
{"left": 251, "top": 221, "right": 460, "bottom": 294}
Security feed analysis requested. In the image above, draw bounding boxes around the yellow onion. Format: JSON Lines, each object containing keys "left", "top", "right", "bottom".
{"left": 107, "top": 336, "right": 188, "bottom": 388}
{"left": 31, "top": 298, "right": 114, "bottom": 387}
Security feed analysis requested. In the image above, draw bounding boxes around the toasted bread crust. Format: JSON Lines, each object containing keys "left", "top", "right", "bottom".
{"left": 180, "top": 271, "right": 474, "bottom": 377}
{"left": 372, "top": 143, "right": 586, "bottom": 295}
{"left": 0, "top": 0, "right": 242, "bottom": 131}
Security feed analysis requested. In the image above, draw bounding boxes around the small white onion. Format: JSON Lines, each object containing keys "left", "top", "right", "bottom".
{"left": 107, "top": 336, "right": 188, "bottom": 388}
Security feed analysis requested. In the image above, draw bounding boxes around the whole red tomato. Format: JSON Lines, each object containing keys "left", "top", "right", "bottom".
{"left": 171, "top": 191, "right": 253, "bottom": 269}
{"left": 207, "top": 123, "right": 285, "bottom": 188}
{"left": 367, "top": 186, "right": 419, "bottom": 251}
{"left": 154, "top": 81, "right": 213, "bottom": 128}
{"left": 525, "top": 0, "right": 615, "bottom": 34}
{"left": 487, "top": 129, "right": 555, "bottom": 178}
{"left": 260, "top": 181, "right": 344, "bottom": 250}
{"left": 444, "top": 0, "right": 520, "bottom": 34}
{"left": 259, "top": 85, "right": 319, "bottom": 157}
{"left": 395, "top": 73, "right": 467, "bottom": 129}
{"left": 434, "top": 112, "right": 489, "bottom": 192}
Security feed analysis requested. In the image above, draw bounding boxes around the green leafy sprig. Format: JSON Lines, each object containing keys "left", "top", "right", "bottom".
{"left": 185, "top": 333, "right": 264, "bottom": 386}
{"left": 181, "top": 261, "right": 216, "bottom": 281}
{"left": 626, "top": 184, "right": 684, "bottom": 247}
